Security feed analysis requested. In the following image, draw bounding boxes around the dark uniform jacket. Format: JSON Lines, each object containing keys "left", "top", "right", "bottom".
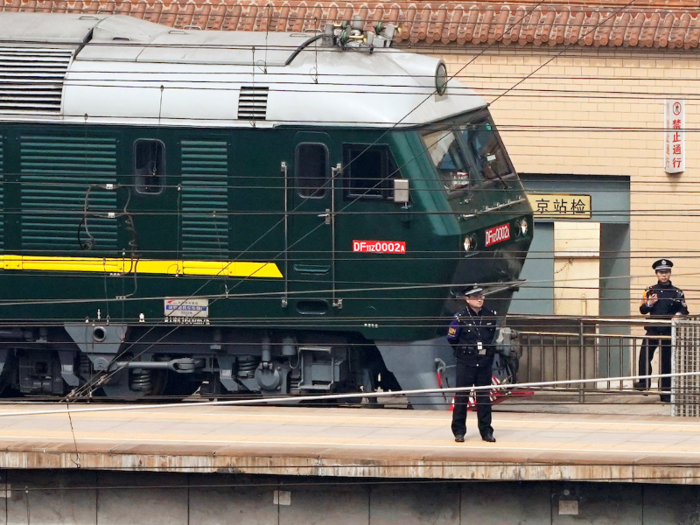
{"left": 640, "top": 281, "right": 689, "bottom": 335}
{"left": 447, "top": 305, "right": 498, "bottom": 366}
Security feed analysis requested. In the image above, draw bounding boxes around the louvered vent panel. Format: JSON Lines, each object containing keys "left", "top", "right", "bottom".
{"left": 21, "top": 136, "right": 118, "bottom": 252}
{"left": 237, "top": 86, "right": 269, "bottom": 121}
{"left": 0, "top": 47, "right": 73, "bottom": 115}
{"left": 181, "top": 141, "right": 229, "bottom": 259}
{"left": 0, "top": 136, "right": 3, "bottom": 251}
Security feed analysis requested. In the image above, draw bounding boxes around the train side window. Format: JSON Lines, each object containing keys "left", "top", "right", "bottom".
{"left": 134, "top": 139, "right": 165, "bottom": 194}
{"left": 296, "top": 143, "right": 329, "bottom": 198}
{"left": 344, "top": 145, "right": 400, "bottom": 200}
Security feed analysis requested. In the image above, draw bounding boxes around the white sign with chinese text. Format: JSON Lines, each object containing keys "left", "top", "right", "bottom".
{"left": 665, "top": 99, "right": 685, "bottom": 174}
{"left": 164, "top": 298, "right": 209, "bottom": 318}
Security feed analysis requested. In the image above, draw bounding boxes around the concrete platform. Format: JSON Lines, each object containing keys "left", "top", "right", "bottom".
{"left": 0, "top": 404, "right": 698, "bottom": 484}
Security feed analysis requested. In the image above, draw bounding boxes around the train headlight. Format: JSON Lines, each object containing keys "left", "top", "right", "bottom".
{"left": 515, "top": 218, "right": 529, "bottom": 236}
{"left": 435, "top": 62, "right": 448, "bottom": 95}
{"left": 463, "top": 235, "right": 477, "bottom": 252}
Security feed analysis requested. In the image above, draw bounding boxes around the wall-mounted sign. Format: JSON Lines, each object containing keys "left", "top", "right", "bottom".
{"left": 665, "top": 99, "right": 685, "bottom": 174}
{"left": 527, "top": 194, "right": 592, "bottom": 219}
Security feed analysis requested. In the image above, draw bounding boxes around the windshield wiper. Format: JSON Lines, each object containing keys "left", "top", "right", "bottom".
{"left": 483, "top": 162, "right": 509, "bottom": 189}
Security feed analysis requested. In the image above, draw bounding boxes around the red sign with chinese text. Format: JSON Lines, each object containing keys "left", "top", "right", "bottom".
{"left": 665, "top": 99, "right": 684, "bottom": 174}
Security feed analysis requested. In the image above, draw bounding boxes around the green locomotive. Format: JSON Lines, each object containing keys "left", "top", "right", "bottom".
{"left": 0, "top": 13, "right": 532, "bottom": 404}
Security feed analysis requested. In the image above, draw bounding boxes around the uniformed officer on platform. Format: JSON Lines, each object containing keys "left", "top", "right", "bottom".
{"left": 447, "top": 284, "right": 498, "bottom": 443}
{"left": 635, "top": 259, "right": 689, "bottom": 402}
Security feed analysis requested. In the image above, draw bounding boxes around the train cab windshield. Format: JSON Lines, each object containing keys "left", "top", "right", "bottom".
{"left": 421, "top": 112, "right": 515, "bottom": 194}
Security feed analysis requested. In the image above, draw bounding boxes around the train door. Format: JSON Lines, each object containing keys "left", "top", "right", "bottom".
{"left": 287, "top": 132, "right": 340, "bottom": 313}
{"left": 118, "top": 135, "right": 179, "bottom": 268}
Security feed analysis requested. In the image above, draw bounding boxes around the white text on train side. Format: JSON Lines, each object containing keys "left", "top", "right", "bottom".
{"left": 484, "top": 224, "right": 511, "bottom": 247}
{"left": 353, "top": 241, "right": 407, "bottom": 254}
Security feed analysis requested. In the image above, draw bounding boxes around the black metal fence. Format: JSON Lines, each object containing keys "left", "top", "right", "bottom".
{"left": 672, "top": 316, "right": 700, "bottom": 417}
{"left": 507, "top": 316, "right": 673, "bottom": 402}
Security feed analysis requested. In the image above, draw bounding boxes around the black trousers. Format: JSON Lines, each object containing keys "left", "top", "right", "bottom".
{"left": 451, "top": 361, "right": 493, "bottom": 437}
{"left": 638, "top": 333, "right": 671, "bottom": 391}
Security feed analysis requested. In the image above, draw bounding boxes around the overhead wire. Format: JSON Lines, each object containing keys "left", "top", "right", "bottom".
{"left": 2, "top": 3, "right": 698, "bottom": 37}
{"left": 0, "top": 268, "right": 694, "bottom": 308}
{"left": 0, "top": 369, "right": 697, "bottom": 418}
{"left": 0, "top": 6, "right": 699, "bottom": 489}
{"left": 71, "top": 0, "right": 696, "bottom": 392}
{"left": 2, "top": 0, "right": 696, "bottom": 404}
{"left": 0, "top": 241, "right": 696, "bottom": 308}
{"left": 0, "top": 0, "right": 660, "bottom": 316}
{"left": 57, "top": 0, "right": 552, "bottom": 399}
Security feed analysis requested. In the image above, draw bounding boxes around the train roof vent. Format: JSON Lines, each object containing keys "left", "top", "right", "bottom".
{"left": 0, "top": 47, "right": 73, "bottom": 115}
{"left": 237, "top": 86, "right": 268, "bottom": 121}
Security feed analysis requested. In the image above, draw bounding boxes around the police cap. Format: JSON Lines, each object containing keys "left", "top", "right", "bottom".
{"left": 462, "top": 284, "right": 484, "bottom": 297}
{"left": 652, "top": 259, "right": 673, "bottom": 271}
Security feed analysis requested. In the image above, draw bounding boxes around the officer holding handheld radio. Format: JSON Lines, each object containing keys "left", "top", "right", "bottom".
{"left": 636, "top": 259, "right": 688, "bottom": 402}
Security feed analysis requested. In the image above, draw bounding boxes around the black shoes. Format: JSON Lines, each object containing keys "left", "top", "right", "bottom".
{"left": 454, "top": 433, "right": 497, "bottom": 443}
{"left": 633, "top": 381, "right": 649, "bottom": 391}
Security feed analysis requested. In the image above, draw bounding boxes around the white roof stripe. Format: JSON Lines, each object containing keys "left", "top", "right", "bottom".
{"left": 0, "top": 13, "right": 486, "bottom": 127}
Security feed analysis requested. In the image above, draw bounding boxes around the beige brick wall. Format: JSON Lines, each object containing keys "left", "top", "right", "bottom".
{"left": 553, "top": 222, "right": 601, "bottom": 317}
{"left": 554, "top": 222, "right": 601, "bottom": 256}
{"left": 425, "top": 46, "right": 700, "bottom": 317}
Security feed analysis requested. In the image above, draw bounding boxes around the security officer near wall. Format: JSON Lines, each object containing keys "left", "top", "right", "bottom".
{"left": 635, "top": 259, "right": 689, "bottom": 402}
{"left": 447, "top": 284, "right": 498, "bottom": 443}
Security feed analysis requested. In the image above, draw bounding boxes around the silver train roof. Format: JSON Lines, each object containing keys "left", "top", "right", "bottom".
{"left": 0, "top": 13, "right": 486, "bottom": 128}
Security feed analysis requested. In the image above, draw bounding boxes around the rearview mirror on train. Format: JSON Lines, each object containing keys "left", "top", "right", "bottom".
{"left": 393, "top": 179, "right": 409, "bottom": 204}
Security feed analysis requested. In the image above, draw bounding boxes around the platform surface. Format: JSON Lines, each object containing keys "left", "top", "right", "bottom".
{"left": 0, "top": 403, "right": 698, "bottom": 483}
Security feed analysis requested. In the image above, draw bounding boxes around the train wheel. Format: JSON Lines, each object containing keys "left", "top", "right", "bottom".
{"left": 99, "top": 368, "right": 167, "bottom": 399}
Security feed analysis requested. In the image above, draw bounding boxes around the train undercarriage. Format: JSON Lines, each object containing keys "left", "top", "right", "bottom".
{"left": 0, "top": 324, "right": 397, "bottom": 400}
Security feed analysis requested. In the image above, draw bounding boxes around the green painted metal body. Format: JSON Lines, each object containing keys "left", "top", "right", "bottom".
{"left": 0, "top": 115, "right": 532, "bottom": 343}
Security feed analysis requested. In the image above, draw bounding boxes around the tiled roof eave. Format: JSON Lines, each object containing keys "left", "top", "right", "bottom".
{"left": 5, "top": 2, "right": 700, "bottom": 50}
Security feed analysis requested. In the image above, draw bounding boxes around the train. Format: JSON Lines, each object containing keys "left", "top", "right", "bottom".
{"left": 0, "top": 12, "right": 533, "bottom": 406}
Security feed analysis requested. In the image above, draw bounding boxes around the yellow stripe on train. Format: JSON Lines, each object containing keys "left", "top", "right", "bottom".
{"left": 0, "top": 255, "right": 283, "bottom": 279}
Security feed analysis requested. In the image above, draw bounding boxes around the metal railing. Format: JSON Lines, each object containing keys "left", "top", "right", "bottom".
{"left": 509, "top": 316, "right": 674, "bottom": 403}
{"left": 672, "top": 316, "right": 700, "bottom": 417}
